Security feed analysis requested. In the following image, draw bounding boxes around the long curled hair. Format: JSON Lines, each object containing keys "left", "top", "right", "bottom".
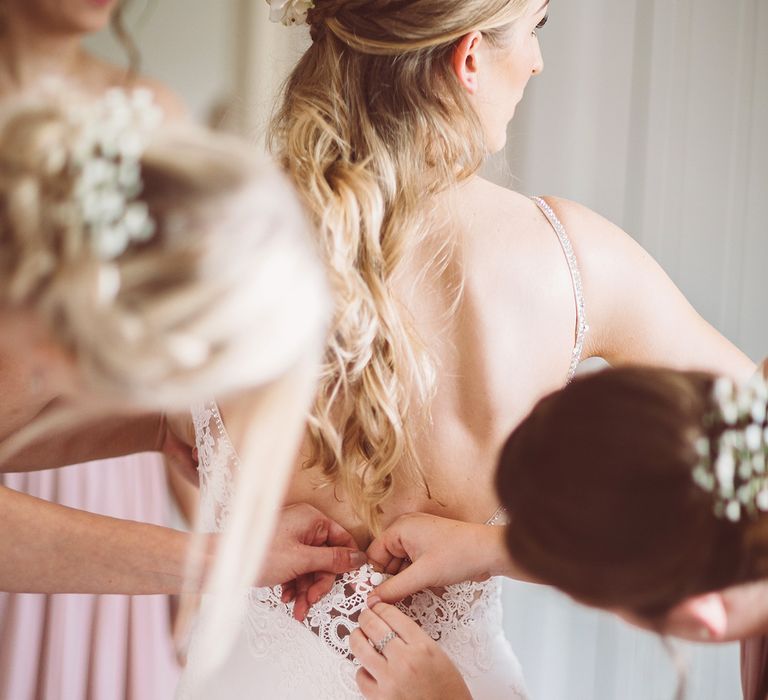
{"left": 270, "top": 0, "right": 529, "bottom": 533}
{"left": 497, "top": 367, "right": 768, "bottom": 620}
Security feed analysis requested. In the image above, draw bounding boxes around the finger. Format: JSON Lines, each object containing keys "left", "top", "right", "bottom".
{"left": 349, "top": 629, "right": 386, "bottom": 679}
{"left": 281, "top": 581, "right": 296, "bottom": 604}
{"left": 369, "top": 603, "right": 425, "bottom": 645}
{"left": 366, "top": 534, "right": 408, "bottom": 570}
{"left": 307, "top": 572, "right": 336, "bottom": 604}
{"left": 369, "top": 554, "right": 395, "bottom": 575}
{"left": 298, "top": 545, "right": 367, "bottom": 575}
{"left": 325, "top": 519, "right": 358, "bottom": 550}
{"left": 355, "top": 666, "right": 379, "bottom": 699}
{"left": 292, "top": 574, "right": 313, "bottom": 621}
{"left": 370, "top": 560, "right": 432, "bottom": 603}
{"left": 384, "top": 557, "right": 404, "bottom": 576}
{"left": 357, "top": 608, "right": 406, "bottom": 660}
{"left": 309, "top": 519, "right": 329, "bottom": 547}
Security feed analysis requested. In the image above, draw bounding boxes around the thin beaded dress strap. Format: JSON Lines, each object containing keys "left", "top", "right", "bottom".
{"left": 531, "top": 196, "right": 589, "bottom": 383}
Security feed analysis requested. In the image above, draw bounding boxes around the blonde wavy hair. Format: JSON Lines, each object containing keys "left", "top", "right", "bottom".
{"left": 270, "top": 0, "right": 529, "bottom": 533}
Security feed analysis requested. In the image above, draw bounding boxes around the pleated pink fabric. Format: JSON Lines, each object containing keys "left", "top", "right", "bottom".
{"left": 0, "top": 455, "right": 181, "bottom": 700}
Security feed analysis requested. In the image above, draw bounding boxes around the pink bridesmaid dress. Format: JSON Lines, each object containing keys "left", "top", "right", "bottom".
{"left": 0, "top": 454, "right": 181, "bottom": 700}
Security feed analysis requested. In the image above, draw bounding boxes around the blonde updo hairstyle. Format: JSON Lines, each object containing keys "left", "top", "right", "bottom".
{"left": 0, "top": 99, "right": 326, "bottom": 412}
{"left": 270, "top": 0, "right": 529, "bottom": 533}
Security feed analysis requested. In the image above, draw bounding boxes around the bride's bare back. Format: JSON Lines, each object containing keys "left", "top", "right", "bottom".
{"left": 281, "top": 174, "right": 752, "bottom": 546}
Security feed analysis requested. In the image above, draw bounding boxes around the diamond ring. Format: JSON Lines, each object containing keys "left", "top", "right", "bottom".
{"left": 373, "top": 631, "right": 399, "bottom": 654}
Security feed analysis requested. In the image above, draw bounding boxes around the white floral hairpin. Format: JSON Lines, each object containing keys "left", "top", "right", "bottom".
{"left": 693, "top": 375, "right": 768, "bottom": 522}
{"left": 266, "top": 0, "right": 315, "bottom": 26}
{"left": 71, "top": 88, "right": 163, "bottom": 261}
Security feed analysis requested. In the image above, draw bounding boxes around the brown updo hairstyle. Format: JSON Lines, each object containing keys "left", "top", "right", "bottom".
{"left": 270, "top": 0, "right": 529, "bottom": 534}
{"left": 497, "top": 367, "right": 768, "bottom": 620}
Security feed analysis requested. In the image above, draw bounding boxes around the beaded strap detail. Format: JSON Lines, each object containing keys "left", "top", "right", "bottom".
{"left": 531, "top": 196, "right": 589, "bottom": 383}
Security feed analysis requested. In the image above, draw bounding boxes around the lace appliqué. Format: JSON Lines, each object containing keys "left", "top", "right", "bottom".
{"left": 245, "top": 565, "right": 506, "bottom": 687}
{"left": 191, "top": 400, "right": 238, "bottom": 533}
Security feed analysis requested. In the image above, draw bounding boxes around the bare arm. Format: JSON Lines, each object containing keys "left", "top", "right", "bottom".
{"left": 0, "top": 411, "right": 167, "bottom": 473}
{"left": 0, "top": 483, "right": 191, "bottom": 593}
{"left": 0, "top": 488, "right": 364, "bottom": 595}
{"left": 545, "top": 197, "right": 756, "bottom": 379}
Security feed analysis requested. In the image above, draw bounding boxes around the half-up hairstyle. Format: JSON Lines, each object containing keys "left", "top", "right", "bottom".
{"left": 270, "top": 0, "right": 528, "bottom": 533}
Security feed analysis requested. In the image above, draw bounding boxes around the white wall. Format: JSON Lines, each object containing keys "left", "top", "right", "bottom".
{"left": 84, "top": 0, "right": 237, "bottom": 124}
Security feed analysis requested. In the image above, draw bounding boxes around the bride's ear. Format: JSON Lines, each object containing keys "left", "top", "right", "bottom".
{"left": 665, "top": 592, "right": 729, "bottom": 642}
{"left": 452, "top": 32, "right": 484, "bottom": 95}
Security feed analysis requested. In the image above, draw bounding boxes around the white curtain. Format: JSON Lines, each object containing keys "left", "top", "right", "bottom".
{"left": 495, "top": 1, "right": 767, "bottom": 698}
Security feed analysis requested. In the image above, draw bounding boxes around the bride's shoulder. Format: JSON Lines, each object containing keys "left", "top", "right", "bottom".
{"left": 535, "top": 195, "right": 653, "bottom": 274}
{"left": 460, "top": 177, "right": 534, "bottom": 218}
{"left": 457, "top": 181, "right": 644, "bottom": 272}
{"left": 456, "top": 179, "right": 548, "bottom": 250}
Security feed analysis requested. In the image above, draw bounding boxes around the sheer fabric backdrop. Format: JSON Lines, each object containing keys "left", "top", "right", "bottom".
{"left": 496, "top": 1, "right": 766, "bottom": 698}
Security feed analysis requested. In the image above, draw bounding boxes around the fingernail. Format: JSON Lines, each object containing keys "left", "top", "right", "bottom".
{"left": 351, "top": 551, "right": 367, "bottom": 567}
{"left": 367, "top": 595, "right": 381, "bottom": 609}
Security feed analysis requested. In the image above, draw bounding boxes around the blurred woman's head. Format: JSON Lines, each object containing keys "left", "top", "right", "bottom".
{"left": 496, "top": 367, "right": 768, "bottom": 632}
{"left": 0, "top": 90, "right": 327, "bottom": 414}
{"left": 270, "top": 0, "right": 547, "bottom": 533}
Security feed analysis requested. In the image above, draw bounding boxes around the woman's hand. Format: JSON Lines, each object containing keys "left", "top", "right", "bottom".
{"left": 267, "top": 504, "right": 368, "bottom": 621}
{"left": 158, "top": 412, "right": 199, "bottom": 486}
{"left": 350, "top": 603, "right": 473, "bottom": 700}
{"left": 365, "top": 513, "right": 520, "bottom": 603}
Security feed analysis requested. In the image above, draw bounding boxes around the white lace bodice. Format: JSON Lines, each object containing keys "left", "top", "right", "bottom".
{"left": 183, "top": 401, "right": 528, "bottom": 700}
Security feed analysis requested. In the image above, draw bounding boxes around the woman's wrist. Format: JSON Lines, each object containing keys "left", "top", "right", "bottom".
{"left": 485, "top": 524, "right": 513, "bottom": 578}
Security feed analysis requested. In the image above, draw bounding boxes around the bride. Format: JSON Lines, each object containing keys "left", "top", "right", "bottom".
{"left": 182, "top": 0, "right": 753, "bottom": 698}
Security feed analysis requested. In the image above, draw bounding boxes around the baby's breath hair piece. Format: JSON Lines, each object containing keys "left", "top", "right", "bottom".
{"left": 266, "top": 0, "right": 315, "bottom": 26}
{"left": 693, "top": 375, "right": 768, "bottom": 522}
{"left": 70, "top": 88, "right": 163, "bottom": 261}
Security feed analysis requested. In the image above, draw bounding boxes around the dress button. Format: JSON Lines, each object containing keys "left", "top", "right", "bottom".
{"left": 369, "top": 572, "right": 384, "bottom": 586}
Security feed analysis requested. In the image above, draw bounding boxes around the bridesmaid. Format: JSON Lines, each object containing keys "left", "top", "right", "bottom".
{"left": 0, "top": 2, "right": 190, "bottom": 699}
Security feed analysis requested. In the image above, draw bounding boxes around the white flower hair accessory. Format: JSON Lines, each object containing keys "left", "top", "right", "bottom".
{"left": 266, "top": 0, "right": 315, "bottom": 26}
{"left": 693, "top": 374, "right": 768, "bottom": 522}
{"left": 70, "top": 88, "right": 163, "bottom": 261}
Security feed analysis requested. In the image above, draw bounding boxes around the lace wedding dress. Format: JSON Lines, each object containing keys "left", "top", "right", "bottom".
{"left": 178, "top": 197, "right": 587, "bottom": 700}
{"left": 178, "top": 401, "right": 528, "bottom": 700}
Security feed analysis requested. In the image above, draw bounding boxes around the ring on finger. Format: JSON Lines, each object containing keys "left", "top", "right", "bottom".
{"left": 373, "top": 630, "right": 399, "bottom": 654}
